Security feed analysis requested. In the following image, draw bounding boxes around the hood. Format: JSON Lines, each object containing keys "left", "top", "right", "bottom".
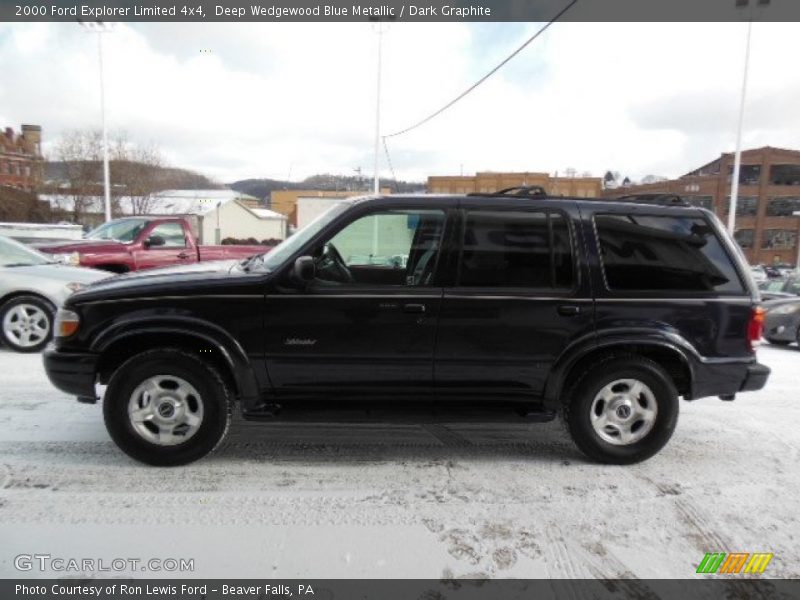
{"left": 3, "top": 263, "right": 112, "bottom": 285}
{"left": 69, "top": 259, "right": 247, "bottom": 303}
{"left": 34, "top": 239, "right": 125, "bottom": 254}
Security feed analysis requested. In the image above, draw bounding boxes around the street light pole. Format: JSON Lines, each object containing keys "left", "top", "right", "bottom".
{"left": 82, "top": 21, "right": 114, "bottom": 223}
{"left": 728, "top": 19, "right": 752, "bottom": 235}
{"left": 372, "top": 23, "right": 384, "bottom": 195}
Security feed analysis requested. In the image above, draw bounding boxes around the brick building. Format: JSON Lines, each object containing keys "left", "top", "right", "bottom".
{"left": 0, "top": 125, "right": 43, "bottom": 191}
{"left": 427, "top": 171, "right": 602, "bottom": 198}
{"left": 605, "top": 147, "right": 800, "bottom": 266}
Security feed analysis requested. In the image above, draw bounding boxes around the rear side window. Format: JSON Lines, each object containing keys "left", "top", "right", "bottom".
{"left": 595, "top": 214, "right": 744, "bottom": 293}
{"left": 458, "top": 210, "right": 574, "bottom": 289}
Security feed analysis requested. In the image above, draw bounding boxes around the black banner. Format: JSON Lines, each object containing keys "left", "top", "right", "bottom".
{"left": 3, "top": 579, "right": 800, "bottom": 600}
{"left": 0, "top": 0, "right": 794, "bottom": 23}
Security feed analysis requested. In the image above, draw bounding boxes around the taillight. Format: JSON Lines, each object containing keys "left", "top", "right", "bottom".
{"left": 747, "top": 306, "right": 765, "bottom": 350}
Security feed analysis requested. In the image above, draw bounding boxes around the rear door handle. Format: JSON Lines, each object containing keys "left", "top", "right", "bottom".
{"left": 403, "top": 303, "right": 426, "bottom": 314}
{"left": 557, "top": 304, "right": 580, "bottom": 316}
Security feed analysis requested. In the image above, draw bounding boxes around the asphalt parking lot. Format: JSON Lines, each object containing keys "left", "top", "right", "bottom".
{"left": 0, "top": 344, "right": 798, "bottom": 579}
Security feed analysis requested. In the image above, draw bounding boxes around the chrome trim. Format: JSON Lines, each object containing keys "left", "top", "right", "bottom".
{"left": 82, "top": 294, "right": 263, "bottom": 304}
{"left": 595, "top": 297, "right": 752, "bottom": 304}
{"left": 268, "top": 294, "right": 443, "bottom": 299}
{"left": 443, "top": 295, "right": 593, "bottom": 302}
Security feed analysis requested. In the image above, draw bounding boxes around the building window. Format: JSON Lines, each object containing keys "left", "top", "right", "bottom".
{"left": 734, "top": 229, "right": 755, "bottom": 249}
{"left": 685, "top": 195, "right": 714, "bottom": 209}
{"left": 766, "top": 197, "right": 800, "bottom": 217}
{"left": 24, "top": 166, "right": 31, "bottom": 177}
{"left": 761, "top": 229, "right": 797, "bottom": 250}
{"left": 770, "top": 164, "right": 800, "bottom": 186}
{"left": 723, "top": 196, "right": 758, "bottom": 216}
{"left": 727, "top": 164, "right": 761, "bottom": 186}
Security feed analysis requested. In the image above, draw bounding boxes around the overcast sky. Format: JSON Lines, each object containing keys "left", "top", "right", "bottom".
{"left": 1, "top": 21, "right": 799, "bottom": 184}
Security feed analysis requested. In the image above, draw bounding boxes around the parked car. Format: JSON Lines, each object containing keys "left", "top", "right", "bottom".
{"left": 43, "top": 191, "right": 769, "bottom": 466}
{"left": 35, "top": 217, "right": 269, "bottom": 273}
{"left": 750, "top": 265, "right": 768, "bottom": 284}
{"left": 0, "top": 235, "right": 110, "bottom": 352}
{"left": 763, "top": 297, "right": 800, "bottom": 346}
{"left": 758, "top": 276, "right": 800, "bottom": 301}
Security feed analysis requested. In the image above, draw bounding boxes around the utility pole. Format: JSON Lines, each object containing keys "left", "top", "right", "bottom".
{"left": 728, "top": 20, "right": 752, "bottom": 234}
{"left": 82, "top": 21, "right": 114, "bottom": 223}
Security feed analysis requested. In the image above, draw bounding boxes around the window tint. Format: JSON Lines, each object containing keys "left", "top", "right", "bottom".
{"left": 458, "top": 211, "right": 573, "bottom": 289}
{"left": 595, "top": 214, "right": 744, "bottom": 293}
{"left": 149, "top": 222, "right": 187, "bottom": 247}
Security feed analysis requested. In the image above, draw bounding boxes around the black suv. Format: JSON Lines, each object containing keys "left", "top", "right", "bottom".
{"left": 43, "top": 191, "right": 770, "bottom": 466}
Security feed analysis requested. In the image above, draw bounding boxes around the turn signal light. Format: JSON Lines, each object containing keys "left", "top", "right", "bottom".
{"left": 54, "top": 309, "right": 80, "bottom": 338}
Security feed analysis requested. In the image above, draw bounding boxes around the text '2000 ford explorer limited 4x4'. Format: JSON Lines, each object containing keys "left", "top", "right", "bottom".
{"left": 43, "top": 189, "right": 770, "bottom": 466}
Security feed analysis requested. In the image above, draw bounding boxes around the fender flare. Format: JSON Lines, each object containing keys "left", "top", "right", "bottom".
{"left": 544, "top": 329, "right": 697, "bottom": 405}
{"left": 91, "top": 315, "right": 259, "bottom": 401}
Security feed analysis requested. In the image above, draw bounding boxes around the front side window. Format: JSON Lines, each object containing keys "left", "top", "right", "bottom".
{"left": 314, "top": 209, "right": 445, "bottom": 286}
{"left": 595, "top": 214, "right": 744, "bottom": 293}
{"left": 457, "top": 210, "right": 574, "bottom": 289}
{"left": 148, "top": 222, "right": 187, "bottom": 248}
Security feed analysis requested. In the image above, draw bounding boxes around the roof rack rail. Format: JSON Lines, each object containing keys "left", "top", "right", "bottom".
{"left": 614, "top": 193, "right": 691, "bottom": 207}
{"left": 467, "top": 185, "right": 548, "bottom": 198}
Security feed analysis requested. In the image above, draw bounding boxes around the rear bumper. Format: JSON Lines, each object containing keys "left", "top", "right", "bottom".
{"left": 691, "top": 359, "right": 770, "bottom": 399}
{"left": 740, "top": 362, "right": 770, "bottom": 392}
{"left": 42, "top": 344, "right": 98, "bottom": 399}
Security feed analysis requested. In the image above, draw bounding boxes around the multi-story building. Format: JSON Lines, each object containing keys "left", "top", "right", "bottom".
{"left": 427, "top": 171, "right": 603, "bottom": 198}
{"left": 0, "top": 125, "right": 43, "bottom": 191}
{"left": 605, "top": 147, "right": 800, "bottom": 266}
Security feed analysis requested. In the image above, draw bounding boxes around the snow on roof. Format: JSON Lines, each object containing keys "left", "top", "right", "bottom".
{"left": 248, "top": 206, "right": 286, "bottom": 220}
{"left": 41, "top": 189, "right": 260, "bottom": 217}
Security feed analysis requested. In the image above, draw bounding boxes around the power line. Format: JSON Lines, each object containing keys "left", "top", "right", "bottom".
{"left": 384, "top": 0, "right": 578, "bottom": 139}
{"left": 382, "top": 136, "right": 399, "bottom": 192}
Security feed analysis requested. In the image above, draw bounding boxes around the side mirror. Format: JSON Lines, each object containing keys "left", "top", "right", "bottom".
{"left": 144, "top": 235, "right": 165, "bottom": 249}
{"left": 293, "top": 256, "right": 315, "bottom": 283}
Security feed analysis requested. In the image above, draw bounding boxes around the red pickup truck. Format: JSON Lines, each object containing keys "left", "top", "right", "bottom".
{"left": 36, "top": 217, "right": 269, "bottom": 273}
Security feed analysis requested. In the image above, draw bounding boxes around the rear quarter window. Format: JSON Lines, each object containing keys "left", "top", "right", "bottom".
{"left": 595, "top": 213, "right": 744, "bottom": 294}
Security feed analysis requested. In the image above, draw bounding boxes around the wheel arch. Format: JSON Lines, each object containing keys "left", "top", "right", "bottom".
{"left": 544, "top": 337, "right": 694, "bottom": 408}
{"left": 0, "top": 290, "right": 58, "bottom": 312}
{"left": 93, "top": 320, "right": 259, "bottom": 403}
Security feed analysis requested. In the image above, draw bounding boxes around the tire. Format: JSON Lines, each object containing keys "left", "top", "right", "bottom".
{"left": 0, "top": 295, "right": 55, "bottom": 353}
{"left": 103, "top": 349, "right": 232, "bottom": 466}
{"left": 765, "top": 337, "right": 791, "bottom": 346}
{"left": 564, "top": 355, "right": 679, "bottom": 465}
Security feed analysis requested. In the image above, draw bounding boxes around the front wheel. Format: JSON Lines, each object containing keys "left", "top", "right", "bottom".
{"left": 564, "top": 356, "right": 679, "bottom": 464}
{"left": 103, "top": 349, "right": 232, "bottom": 466}
{"left": 0, "top": 295, "right": 55, "bottom": 353}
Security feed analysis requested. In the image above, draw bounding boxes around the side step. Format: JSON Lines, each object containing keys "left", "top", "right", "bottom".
{"left": 241, "top": 404, "right": 557, "bottom": 424}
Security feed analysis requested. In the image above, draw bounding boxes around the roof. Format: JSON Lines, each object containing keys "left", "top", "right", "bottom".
{"left": 248, "top": 206, "right": 286, "bottom": 220}
{"left": 41, "top": 189, "right": 261, "bottom": 217}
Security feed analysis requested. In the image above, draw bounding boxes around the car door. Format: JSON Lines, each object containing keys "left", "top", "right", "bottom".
{"left": 434, "top": 199, "right": 594, "bottom": 399}
{"left": 133, "top": 221, "right": 197, "bottom": 270}
{"left": 263, "top": 201, "right": 454, "bottom": 399}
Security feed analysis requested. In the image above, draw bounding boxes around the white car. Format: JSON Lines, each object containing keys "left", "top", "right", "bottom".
{"left": 750, "top": 265, "right": 768, "bottom": 284}
{"left": 0, "top": 235, "right": 110, "bottom": 352}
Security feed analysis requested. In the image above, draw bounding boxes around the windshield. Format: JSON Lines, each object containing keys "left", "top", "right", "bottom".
{"left": 85, "top": 218, "right": 149, "bottom": 242}
{"left": 259, "top": 201, "right": 353, "bottom": 271}
{"left": 0, "top": 236, "right": 53, "bottom": 267}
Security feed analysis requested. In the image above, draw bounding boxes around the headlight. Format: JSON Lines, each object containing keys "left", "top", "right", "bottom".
{"left": 53, "top": 252, "right": 81, "bottom": 266}
{"left": 64, "top": 282, "right": 85, "bottom": 294}
{"left": 768, "top": 304, "right": 800, "bottom": 315}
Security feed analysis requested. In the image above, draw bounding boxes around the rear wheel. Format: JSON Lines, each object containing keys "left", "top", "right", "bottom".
{"left": 0, "top": 295, "right": 55, "bottom": 353}
{"left": 103, "top": 349, "right": 231, "bottom": 466}
{"left": 564, "top": 356, "right": 679, "bottom": 464}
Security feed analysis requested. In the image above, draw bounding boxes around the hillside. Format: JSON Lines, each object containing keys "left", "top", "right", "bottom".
{"left": 229, "top": 174, "right": 425, "bottom": 200}
{"left": 44, "top": 161, "right": 221, "bottom": 191}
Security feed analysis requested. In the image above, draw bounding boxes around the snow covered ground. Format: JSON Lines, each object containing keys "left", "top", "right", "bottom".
{"left": 0, "top": 344, "right": 798, "bottom": 579}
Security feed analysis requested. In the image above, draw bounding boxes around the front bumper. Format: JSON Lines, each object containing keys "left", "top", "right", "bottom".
{"left": 764, "top": 313, "right": 798, "bottom": 341}
{"left": 42, "top": 344, "right": 98, "bottom": 399}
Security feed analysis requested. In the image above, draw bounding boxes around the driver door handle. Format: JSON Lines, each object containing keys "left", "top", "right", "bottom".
{"left": 403, "top": 303, "right": 426, "bottom": 314}
{"left": 177, "top": 252, "right": 190, "bottom": 259}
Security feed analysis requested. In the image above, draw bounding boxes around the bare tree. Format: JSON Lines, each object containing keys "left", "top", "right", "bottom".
{"left": 109, "top": 133, "right": 164, "bottom": 215}
{"left": 53, "top": 130, "right": 103, "bottom": 222}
